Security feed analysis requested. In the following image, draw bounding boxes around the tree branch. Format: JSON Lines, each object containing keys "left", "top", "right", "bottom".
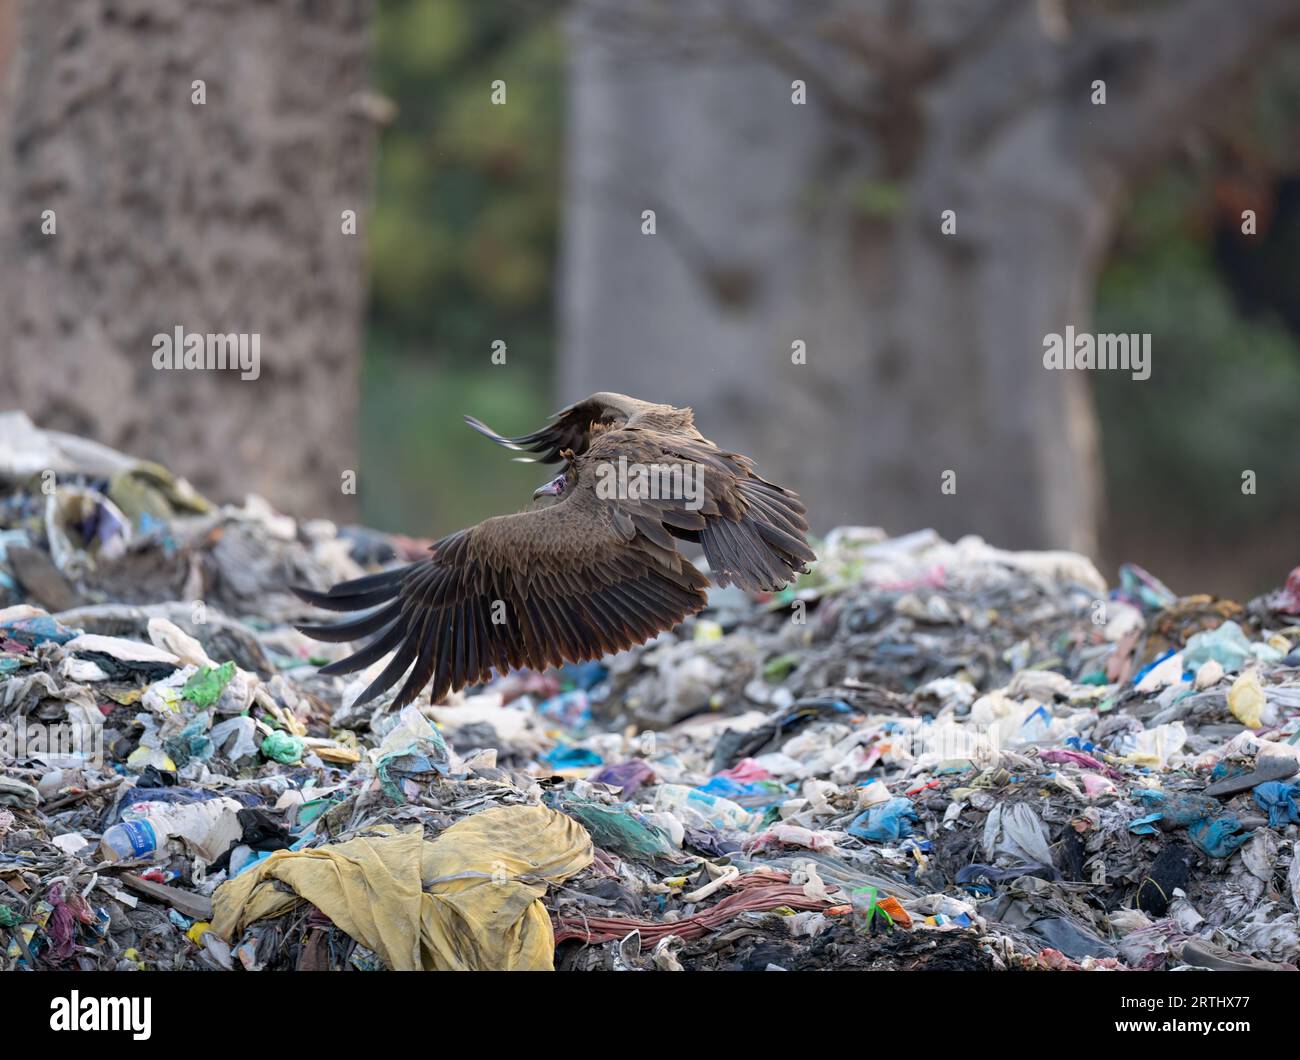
{"left": 1079, "top": 0, "right": 1300, "bottom": 176}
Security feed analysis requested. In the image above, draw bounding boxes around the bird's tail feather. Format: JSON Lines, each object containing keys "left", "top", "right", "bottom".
{"left": 699, "top": 480, "right": 815, "bottom": 592}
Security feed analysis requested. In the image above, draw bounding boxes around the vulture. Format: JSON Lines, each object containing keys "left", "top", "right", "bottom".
{"left": 295, "top": 392, "right": 815, "bottom": 708}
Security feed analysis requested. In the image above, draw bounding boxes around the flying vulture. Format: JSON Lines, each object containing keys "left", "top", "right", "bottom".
{"left": 295, "top": 392, "right": 815, "bottom": 708}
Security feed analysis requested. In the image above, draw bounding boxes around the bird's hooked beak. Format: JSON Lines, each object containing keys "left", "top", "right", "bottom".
{"left": 533, "top": 472, "right": 567, "bottom": 499}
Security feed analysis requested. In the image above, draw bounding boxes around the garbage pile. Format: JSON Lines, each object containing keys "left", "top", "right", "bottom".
{"left": 4, "top": 410, "right": 1300, "bottom": 972}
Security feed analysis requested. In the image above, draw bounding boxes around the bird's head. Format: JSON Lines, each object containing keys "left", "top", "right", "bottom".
{"left": 532, "top": 471, "right": 568, "bottom": 500}
{"left": 532, "top": 450, "right": 577, "bottom": 506}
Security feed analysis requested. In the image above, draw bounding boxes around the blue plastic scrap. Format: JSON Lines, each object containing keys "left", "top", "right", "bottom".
{"left": 1129, "top": 788, "right": 1250, "bottom": 858}
{"left": 1254, "top": 782, "right": 1300, "bottom": 828}
{"left": 542, "top": 744, "right": 604, "bottom": 769}
{"left": 1186, "top": 816, "right": 1249, "bottom": 859}
{"left": 848, "top": 797, "right": 918, "bottom": 843}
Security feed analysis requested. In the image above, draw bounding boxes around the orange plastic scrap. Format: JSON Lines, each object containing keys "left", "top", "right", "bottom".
{"left": 876, "top": 895, "right": 911, "bottom": 929}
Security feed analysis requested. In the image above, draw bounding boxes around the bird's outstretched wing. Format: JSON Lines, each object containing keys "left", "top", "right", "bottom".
{"left": 299, "top": 399, "right": 817, "bottom": 707}
{"left": 461, "top": 393, "right": 814, "bottom": 589}
{"left": 582, "top": 428, "right": 816, "bottom": 593}
{"left": 463, "top": 392, "right": 669, "bottom": 464}
{"left": 294, "top": 463, "right": 709, "bottom": 708}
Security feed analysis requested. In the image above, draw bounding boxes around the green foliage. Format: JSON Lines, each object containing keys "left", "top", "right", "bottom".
{"left": 360, "top": 338, "right": 554, "bottom": 535}
{"left": 367, "top": 0, "right": 562, "bottom": 358}
{"left": 1094, "top": 226, "right": 1300, "bottom": 531}
{"left": 1093, "top": 45, "right": 1300, "bottom": 546}
{"left": 362, "top": 0, "right": 563, "bottom": 534}
{"left": 854, "top": 179, "right": 905, "bottom": 218}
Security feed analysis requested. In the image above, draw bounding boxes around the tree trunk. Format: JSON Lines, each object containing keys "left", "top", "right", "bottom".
{"left": 0, "top": 0, "right": 377, "bottom": 520}
{"left": 560, "top": 0, "right": 1300, "bottom": 554}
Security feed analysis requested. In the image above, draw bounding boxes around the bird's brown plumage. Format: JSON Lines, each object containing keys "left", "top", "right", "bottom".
{"left": 296, "top": 393, "right": 815, "bottom": 708}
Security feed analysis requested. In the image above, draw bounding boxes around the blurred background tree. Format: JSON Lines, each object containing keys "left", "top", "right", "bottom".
{"left": 0, "top": 0, "right": 376, "bottom": 520}
{"left": 363, "top": 0, "right": 1300, "bottom": 598}
{"left": 0, "top": 1, "right": 1292, "bottom": 598}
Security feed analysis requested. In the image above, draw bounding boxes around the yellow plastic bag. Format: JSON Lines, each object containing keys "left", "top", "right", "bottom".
{"left": 212, "top": 804, "right": 591, "bottom": 970}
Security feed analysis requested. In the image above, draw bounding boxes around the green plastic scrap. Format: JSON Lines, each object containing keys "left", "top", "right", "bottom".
{"left": 374, "top": 708, "right": 450, "bottom": 802}
{"left": 261, "top": 730, "right": 305, "bottom": 764}
{"left": 550, "top": 794, "right": 676, "bottom": 861}
{"left": 1183, "top": 620, "right": 1283, "bottom": 673}
{"left": 108, "top": 460, "right": 213, "bottom": 526}
{"left": 851, "top": 885, "right": 893, "bottom": 934}
{"left": 1182, "top": 621, "right": 1253, "bottom": 673}
{"left": 296, "top": 796, "right": 337, "bottom": 827}
{"left": 763, "top": 653, "right": 800, "bottom": 681}
{"left": 1118, "top": 564, "right": 1177, "bottom": 611}
{"left": 0, "top": 905, "right": 20, "bottom": 928}
{"left": 183, "top": 661, "right": 236, "bottom": 707}
{"left": 164, "top": 712, "right": 214, "bottom": 767}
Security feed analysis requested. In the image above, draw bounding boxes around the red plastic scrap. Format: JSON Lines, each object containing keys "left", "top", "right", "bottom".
{"left": 46, "top": 882, "right": 97, "bottom": 961}
{"left": 1277, "top": 566, "right": 1300, "bottom": 615}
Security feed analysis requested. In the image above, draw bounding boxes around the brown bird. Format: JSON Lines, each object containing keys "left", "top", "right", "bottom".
{"left": 295, "top": 393, "right": 815, "bottom": 708}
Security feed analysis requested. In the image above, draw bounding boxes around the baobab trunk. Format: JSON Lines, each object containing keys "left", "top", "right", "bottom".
{"left": 560, "top": 0, "right": 1300, "bottom": 555}
{"left": 0, "top": 0, "right": 377, "bottom": 520}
